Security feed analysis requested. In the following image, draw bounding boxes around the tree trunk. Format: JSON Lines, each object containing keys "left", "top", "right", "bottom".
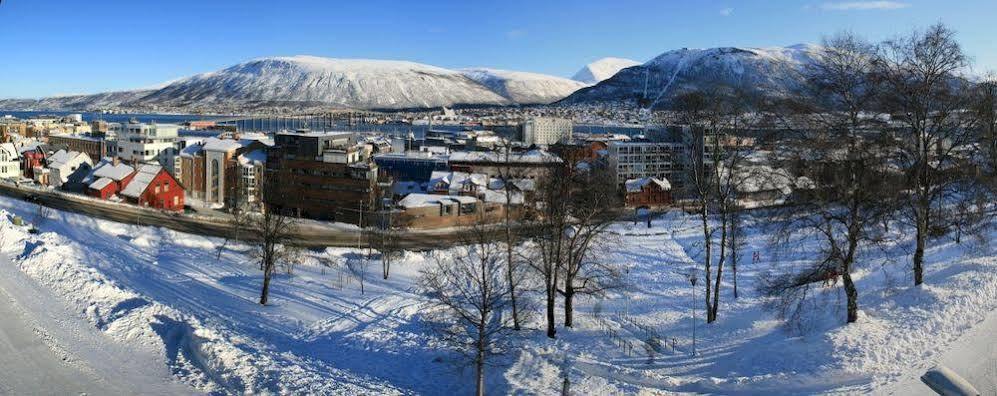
{"left": 546, "top": 291, "right": 557, "bottom": 338}
{"left": 913, "top": 212, "right": 927, "bottom": 286}
{"left": 564, "top": 287, "right": 574, "bottom": 328}
{"left": 475, "top": 338, "right": 486, "bottom": 396}
{"left": 507, "top": 231, "right": 521, "bottom": 331}
{"left": 259, "top": 267, "right": 271, "bottom": 305}
{"left": 701, "top": 205, "right": 714, "bottom": 323}
{"left": 842, "top": 268, "right": 859, "bottom": 323}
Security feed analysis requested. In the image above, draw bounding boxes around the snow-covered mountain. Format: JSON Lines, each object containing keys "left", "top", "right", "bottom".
{"left": 0, "top": 90, "right": 155, "bottom": 112}
{"left": 571, "top": 57, "right": 641, "bottom": 84}
{"left": 460, "top": 68, "right": 587, "bottom": 104}
{"left": 136, "top": 56, "right": 512, "bottom": 110}
{"left": 560, "top": 45, "right": 821, "bottom": 108}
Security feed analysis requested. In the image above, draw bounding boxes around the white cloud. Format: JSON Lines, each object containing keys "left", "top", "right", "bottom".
{"left": 820, "top": 1, "right": 910, "bottom": 11}
{"left": 720, "top": 7, "right": 734, "bottom": 16}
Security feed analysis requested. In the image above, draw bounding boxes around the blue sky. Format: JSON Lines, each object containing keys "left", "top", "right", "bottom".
{"left": 1, "top": 0, "right": 994, "bottom": 98}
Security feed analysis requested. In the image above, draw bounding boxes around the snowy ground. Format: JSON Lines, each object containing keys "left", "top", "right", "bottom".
{"left": 0, "top": 196, "right": 995, "bottom": 395}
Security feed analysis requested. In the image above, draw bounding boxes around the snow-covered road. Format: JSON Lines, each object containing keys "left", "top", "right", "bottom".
{"left": 0, "top": 254, "right": 193, "bottom": 395}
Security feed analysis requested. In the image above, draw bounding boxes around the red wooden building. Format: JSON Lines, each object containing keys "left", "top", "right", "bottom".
{"left": 84, "top": 159, "right": 136, "bottom": 200}
{"left": 624, "top": 177, "right": 673, "bottom": 208}
{"left": 120, "top": 164, "right": 185, "bottom": 211}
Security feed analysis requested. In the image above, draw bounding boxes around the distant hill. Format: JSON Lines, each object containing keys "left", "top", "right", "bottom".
{"left": 560, "top": 45, "right": 821, "bottom": 109}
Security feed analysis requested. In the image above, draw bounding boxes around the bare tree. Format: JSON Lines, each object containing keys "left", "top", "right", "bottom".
{"left": 529, "top": 167, "right": 570, "bottom": 339}
{"left": 371, "top": 208, "right": 402, "bottom": 280}
{"left": 421, "top": 218, "right": 511, "bottom": 396}
{"left": 874, "top": 24, "right": 979, "bottom": 286}
{"left": 674, "top": 87, "right": 755, "bottom": 323}
{"left": 496, "top": 139, "right": 524, "bottom": 330}
{"left": 558, "top": 167, "right": 622, "bottom": 328}
{"left": 252, "top": 174, "right": 299, "bottom": 305}
{"left": 763, "top": 33, "right": 899, "bottom": 324}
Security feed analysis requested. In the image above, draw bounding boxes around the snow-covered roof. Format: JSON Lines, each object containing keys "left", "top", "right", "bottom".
{"left": 0, "top": 143, "right": 18, "bottom": 159}
{"left": 88, "top": 159, "right": 135, "bottom": 182}
{"left": 398, "top": 193, "right": 476, "bottom": 209}
{"left": 237, "top": 149, "right": 267, "bottom": 167}
{"left": 202, "top": 138, "right": 245, "bottom": 152}
{"left": 179, "top": 143, "right": 204, "bottom": 158}
{"left": 625, "top": 177, "right": 672, "bottom": 193}
{"left": 482, "top": 188, "right": 524, "bottom": 205}
{"left": 447, "top": 149, "right": 562, "bottom": 164}
{"left": 88, "top": 177, "right": 114, "bottom": 191}
{"left": 120, "top": 164, "right": 164, "bottom": 199}
{"left": 47, "top": 150, "right": 90, "bottom": 169}
{"left": 429, "top": 171, "right": 488, "bottom": 190}
{"left": 391, "top": 181, "right": 426, "bottom": 196}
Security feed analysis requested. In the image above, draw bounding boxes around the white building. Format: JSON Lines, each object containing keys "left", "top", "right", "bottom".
{"left": 236, "top": 149, "right": 266, "bottom": 208}
{"left": 0, "top": 143, "right": 20, "bottom": 179}
{"left": 115, "top": 122, "right": 180, "bottom": 169}
{"left": 607, "top": 141, "right": 688, "bottom": 189}
{"left": 46, "top": 149, "right": 93, "bottom": 188}
{"left": 521, "top": 117, "right": 572, "bottom": 146}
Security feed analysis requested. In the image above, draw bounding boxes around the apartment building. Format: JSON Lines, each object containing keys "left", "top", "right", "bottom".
{"left": 263, "top": 130, "right": 381, "bottom": 224}
{"left": 521, "top": 117, "right": 572, "bottom": 146}
{"left": 607, "top": 140, "right": 689, "bottom": 190}
{"left": 114, "top": 122, "right": 179, "bottom": 168}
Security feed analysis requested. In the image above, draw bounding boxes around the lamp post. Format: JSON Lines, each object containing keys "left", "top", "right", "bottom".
{"left": 689, "top": 273, "right": 698, "bottom": 356}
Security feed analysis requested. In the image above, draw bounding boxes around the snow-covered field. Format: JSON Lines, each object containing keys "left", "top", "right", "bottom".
{"left": 0, "top": 196, "right": 994, "bottom": 395}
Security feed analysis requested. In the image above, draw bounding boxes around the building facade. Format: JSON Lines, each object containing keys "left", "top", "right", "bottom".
{"left": 47, "top": 134, "right": 112, "bottom": 163}
{"left": 0, "top": 143, "right": 20, "bottom": 179}
{"left": 120, "top": 164, "right": 185, "bottom": 211}
{"left": 264, "top": 131, "right": 381, "bottom": 224}
{"left": 114, "top": 122, "right": 180, "bottom": 168}
{"left": 521, "top": 117, "right": 573, "bottom": 146}
{"left": 607, "top": 141, "right": 688, "bottom": 190}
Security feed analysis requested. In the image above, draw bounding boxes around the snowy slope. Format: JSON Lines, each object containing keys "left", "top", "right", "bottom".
{"left": 460, "top": 68, "right": 587, "bottom": 104}
{"left": 137, "top": 56, "right": 511, "bottom": 110}
{"left": 560, "top": 45, "right": 821, "bottom": 108}
{"left": 0, "top": 194, "right": 994, "bottom": 394}
{"left": 0, "top": 90, "right": 155, "bottom": 111}
{"left": 571, "top": 57, "right": 641, "bottom": 84}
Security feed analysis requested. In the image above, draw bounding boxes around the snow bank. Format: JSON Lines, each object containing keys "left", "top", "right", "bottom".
{"left": 0, "top": 210, "right": 401, "bottom": 395}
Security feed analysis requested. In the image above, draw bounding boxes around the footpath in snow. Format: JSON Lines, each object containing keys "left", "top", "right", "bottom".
{"left": 0, "top": 196, "right": 995, "bottom": 394}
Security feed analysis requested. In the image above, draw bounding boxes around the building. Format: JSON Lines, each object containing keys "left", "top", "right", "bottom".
{"left": 47, "top": 134, "right": 112, "bottom": 163}
{"left": 0, "top": 143, "right": 20, "bottom": 179}
{"left": 174, "top": 137, "right": 271, "bottom": 208}
{"left": 395, "top": 193, "right": 505, "bottom": 229}
{"left": 521, "top": 117, "right": 572, "bottom": 146}
{"left": 607, "top": 141, "right": 688, "bottom": 190}
{"left": 120, "top": 164, "right": 185, "bottom": 211}
{"left": 373, "top": 151, "right": 448, "bottom": 182}
{"left": 428, "top": 171, "right": 489, "bottom": 196}
{"left": 624, "top": 177, "right": 672, "bottom": 208}
{"left": 264, "top": 130, "right": 381, "bottom": 224}
{"left": 83, "top": 158, "right": 136, "bottom": 199}
{"left": 114, "top": 122, "right": 180, "bottom": 168}
{"left": 45, "top": 150, "right": 93, "bottom": 189}
{"left": 448, "top": 150, "right": 562, "bottom": 180}
{"left": 234, "top": 149, "right": 266, "bottom": 209}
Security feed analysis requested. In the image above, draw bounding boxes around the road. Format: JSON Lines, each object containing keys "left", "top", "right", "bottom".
{"left": 0, "top": 254, "right": 193, "bottom": 395}
{"left": 0, "top": 181, "right": 517, "bottom": 249}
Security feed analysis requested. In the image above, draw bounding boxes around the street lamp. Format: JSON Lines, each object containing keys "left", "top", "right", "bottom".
{"left": 689, "top": 272, "right": 698, "bottom": 356}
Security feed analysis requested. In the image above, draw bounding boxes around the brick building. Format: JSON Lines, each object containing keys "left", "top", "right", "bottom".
{"left": 264, "top": 130, "right": 381, "bottom": 224}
